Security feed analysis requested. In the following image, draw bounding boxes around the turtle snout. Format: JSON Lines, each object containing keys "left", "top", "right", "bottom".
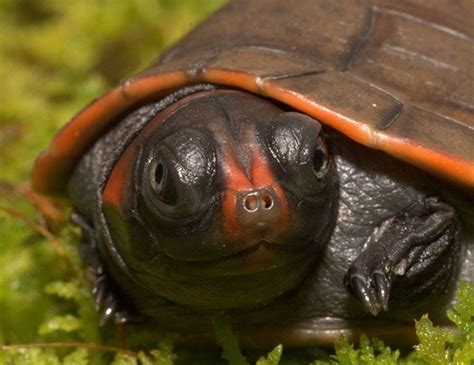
{"left": 236, "top": 188, "right": 281, "bottom": 233}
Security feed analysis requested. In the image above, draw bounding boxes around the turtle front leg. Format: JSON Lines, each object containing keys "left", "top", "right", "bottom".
{"left": 71, "top": 211, "right": 139, "bottom": 325}
{"left": 344, "top": 197, "right": 458, "bottom": 316}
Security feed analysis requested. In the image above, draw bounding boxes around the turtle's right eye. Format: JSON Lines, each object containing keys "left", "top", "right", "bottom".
{"left": 150, "top": 159, "right": 177, "bottom": 206}
{"left": 311, "top": 138, "right": 329, "bottom": 180}
{"left": 264, "top": 112, "right": 333, "bottom": 198}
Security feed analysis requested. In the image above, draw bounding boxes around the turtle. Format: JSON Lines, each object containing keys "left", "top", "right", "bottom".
{"left": 32, "top": 0, "right": 473, "bottom": 347}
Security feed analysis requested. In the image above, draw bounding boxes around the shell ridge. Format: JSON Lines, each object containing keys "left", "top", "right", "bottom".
{"left": 410, "top": 104, "right": 474, "bottom": 132}
{"left": 342, "top": 4, "right": 376, "bottom": 70}
{"left": 373, "top": 6, "right": 474, "bottom": 45}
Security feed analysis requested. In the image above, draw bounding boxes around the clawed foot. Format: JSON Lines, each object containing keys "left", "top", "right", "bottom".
{"left": 86, "top": 265, "right": 134, "bottom": 325}
{"left": 71, "top": 211, "right": 138, "bottom": 325}
{"left": 344, "top": 197, "right": 456, "bottom": 316}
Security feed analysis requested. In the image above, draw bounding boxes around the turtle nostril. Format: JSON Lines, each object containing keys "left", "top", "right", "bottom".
{"left": 237, "top": 189, "right": 280, "bottom": 230}
{"left": 243, "top": 192, "right": 274, "bottom": 212}
{"left": 244, "top": 194, "right": 259, "bottom": 212}
{"left": 261, "top": 193, "right": 273, "bottom": 209}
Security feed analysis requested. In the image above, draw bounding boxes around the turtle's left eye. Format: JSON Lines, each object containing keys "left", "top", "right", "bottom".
{"left": 312, "top": 138, "right": 329, "bottom": 179}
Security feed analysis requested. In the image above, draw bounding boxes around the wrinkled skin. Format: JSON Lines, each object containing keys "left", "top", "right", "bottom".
{"left": 69, "top": 89, "right": 472, "bottom": 343}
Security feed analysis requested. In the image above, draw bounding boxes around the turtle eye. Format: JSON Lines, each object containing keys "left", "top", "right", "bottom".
{"left": 150, "top": 159, "right": 177, "bottom": 206}
{"left": 312, "top": 139, "right": 329, "bottom": 179}
{"left": 141, "top": 128, "right": 216, "bottom": 220}
{"left": 153, "top": 161, "right": 165, "bottom": 187}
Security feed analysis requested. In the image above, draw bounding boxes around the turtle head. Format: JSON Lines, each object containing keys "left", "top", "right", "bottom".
{"left": 101, "top": 90, "right": 338, "bottom": 310}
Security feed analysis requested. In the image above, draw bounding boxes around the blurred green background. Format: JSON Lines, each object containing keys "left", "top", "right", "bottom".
{"left": 0, "top": 1, "right": 472, "bottom": 364}
{"left": 0, "top": 0, "right": 225, "bottom": 182}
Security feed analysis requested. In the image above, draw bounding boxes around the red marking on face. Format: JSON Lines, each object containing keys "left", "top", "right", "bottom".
{"left": 250, "top": 151, "right": 290, "bottom": 231}
{"left": 222, "top": 152, "right": 253, "bottom": 240}
{"left": 101, "top": 144, "right": 137, "bottom": 249}
{"left": 103, "top": 146, "right": 135, "bottom": 212}
{"left": 222, "top": 148, "right": 290, "bottom": 242}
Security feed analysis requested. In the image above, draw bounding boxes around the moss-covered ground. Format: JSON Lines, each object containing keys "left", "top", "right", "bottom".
{"left": 0, "top": 1, "right": 472, "bottom": 364}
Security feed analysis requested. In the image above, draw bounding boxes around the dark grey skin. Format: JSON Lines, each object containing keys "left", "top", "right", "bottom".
{"left": 69, "top": 89, "right": 473, "bottom": 345}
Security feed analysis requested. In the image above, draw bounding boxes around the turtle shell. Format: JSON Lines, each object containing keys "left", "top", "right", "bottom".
{"left": 32, "top": 0, "right": 474, "bottom": 194}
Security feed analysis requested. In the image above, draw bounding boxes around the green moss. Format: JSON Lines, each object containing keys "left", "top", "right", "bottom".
{"left": 63, "top": 349, "right": 90, "bottom": 365}
{"left": 212, "top": 315, "right": 250, "bottom": 365}
{"left": 413, "top": 282, "right": 474, "bottom": 364}
{"left": 0, "top": 1, "right": 473, "bottom": 364}
{"left": 256, "top": 345, "right": 283, "bottom": 365}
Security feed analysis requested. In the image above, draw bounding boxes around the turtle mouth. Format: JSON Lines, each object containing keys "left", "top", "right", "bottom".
{"left": 132, "top": 238, "right": 318, "bottom": 311}
{"left": 163, "top": 239, "right": 317, "bottom": 278}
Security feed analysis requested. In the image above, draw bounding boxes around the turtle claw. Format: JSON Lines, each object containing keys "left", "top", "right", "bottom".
{"left": 373, "top": 271, "right": 390, "bottom": 312}
{"left": 95, "top": 280, "right": 139, "bottom": 325}
{"left": 99, "top": 293, "right": 118, "bottom": 326}
{"left": 345, "top": 266, "right": 389, "bottom": 316}
{"left": 93, "top": 275, "right": 108, "bottom": 310}
{"left": 348, "top": 274, "right": 380, "bottom": 315}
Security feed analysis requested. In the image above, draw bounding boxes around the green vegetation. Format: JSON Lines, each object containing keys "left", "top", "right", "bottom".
{"left": 0, "top": 1, "right": 472, "bottom": 364}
